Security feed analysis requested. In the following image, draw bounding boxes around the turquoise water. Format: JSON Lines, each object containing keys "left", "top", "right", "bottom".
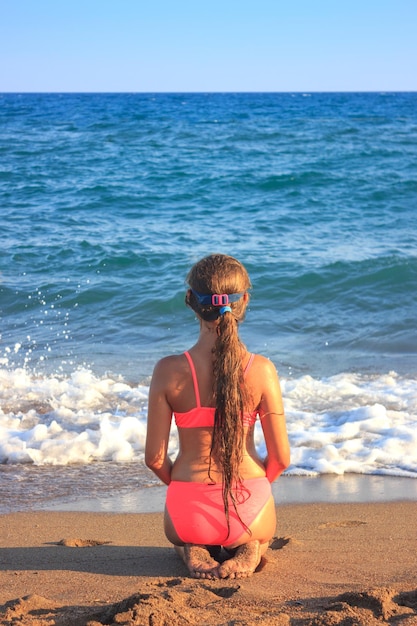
{"left": 2, "top": 92, "right": 416, "bottom": 379}
{"left": 1, "top": 92, "right": 416, "bottom": 509}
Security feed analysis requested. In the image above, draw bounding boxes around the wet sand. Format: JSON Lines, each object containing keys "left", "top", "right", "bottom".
{"left": 1, "top": 501, "right": 416, "bottom": 625}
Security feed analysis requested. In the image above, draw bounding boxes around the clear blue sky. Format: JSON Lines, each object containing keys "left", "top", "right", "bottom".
{"left": 1, "top": 0, "right": 416, "bottom": 92}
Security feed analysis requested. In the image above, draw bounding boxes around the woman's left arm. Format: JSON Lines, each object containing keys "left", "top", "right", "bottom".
{"left": 258, "top": 358, "right": 290, "bottom": 482}
{"left": 145, "top": 358, "right": 174, "bottom": 485}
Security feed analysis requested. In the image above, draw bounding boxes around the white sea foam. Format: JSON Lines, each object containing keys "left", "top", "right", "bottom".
{"left": 0, "top": 367, "right": 416, "bottom": 477}
{"left": 278, "top": 372, "right": 417, "bottom": 477}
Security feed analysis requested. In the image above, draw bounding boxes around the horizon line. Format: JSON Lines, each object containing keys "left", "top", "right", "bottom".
{"left": 1, "top": 89, "right": 416, "bottom": 95}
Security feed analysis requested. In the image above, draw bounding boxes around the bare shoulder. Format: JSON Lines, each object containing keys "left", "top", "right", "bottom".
{"left": 251, "top": 354, "right": 280, "bottom": 378}
{"left": 153, "top": 353, "right": 185, "bottom": 373}
{"left": 151, "top": 354, "right": 187, "bottom": 387}
{"left": 150, "top": 353, "right": 192, "bottom": 410}
{"left": 245, "top": 353, "right": 280, "bottom": 398}
{"left": 250, "top": 355, "right": 284, "bottom": 417}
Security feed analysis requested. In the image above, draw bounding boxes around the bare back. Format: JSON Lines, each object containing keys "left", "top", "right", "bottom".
{"left": 164, "top": 350, "right": 273, "bottom": 483}
{"left": 146, "top": 343, "right": 288, "bottom": 487}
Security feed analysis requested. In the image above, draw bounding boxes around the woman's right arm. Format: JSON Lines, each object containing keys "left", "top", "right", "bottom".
{"left": 258, "top": 358, "right": 290, "bottom": 482}
{"left": 145, "top": 359, "right": 174, "bottom": 485}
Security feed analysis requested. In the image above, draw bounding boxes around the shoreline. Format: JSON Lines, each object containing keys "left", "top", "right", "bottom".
{"left": 1, "top": 501, "right": 416, "bottom": 624}
{"left": 36, "top": 474, "right": 417, "bottom": 514}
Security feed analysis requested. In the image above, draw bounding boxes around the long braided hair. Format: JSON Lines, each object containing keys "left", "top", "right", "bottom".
{"left": 186, "top": 254, "right": 252, "bottom": 534}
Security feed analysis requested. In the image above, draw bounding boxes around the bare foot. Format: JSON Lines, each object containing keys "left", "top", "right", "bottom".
{"left": 218, "top": 540, "right": 261, "bottom": 579}
{"left": 177, "top": 544, "right": 220, "bottom": 579}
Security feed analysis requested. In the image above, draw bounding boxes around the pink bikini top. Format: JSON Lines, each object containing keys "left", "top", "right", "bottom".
{"left": 173, "top": 351, "right": 258, "bottom": 428}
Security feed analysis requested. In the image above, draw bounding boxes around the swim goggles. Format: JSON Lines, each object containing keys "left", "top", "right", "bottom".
{"left": 191, "top": 290, "right": 244, "bottom": 306}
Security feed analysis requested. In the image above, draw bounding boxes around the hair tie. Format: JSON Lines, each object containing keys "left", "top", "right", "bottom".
{"left": 219, "top": 305, "right": 232, "bottom": 315}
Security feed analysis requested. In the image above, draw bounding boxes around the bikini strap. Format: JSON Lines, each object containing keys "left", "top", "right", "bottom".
{"left": 243, "top": 353, "right": 255, "bottom": 377}
{"left": 183, "top": 351, "right": 201, "bottom": 407}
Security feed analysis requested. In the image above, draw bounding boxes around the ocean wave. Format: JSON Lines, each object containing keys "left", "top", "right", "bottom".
{"left": 1, "top": 366, "right": 415, "bottom": 478}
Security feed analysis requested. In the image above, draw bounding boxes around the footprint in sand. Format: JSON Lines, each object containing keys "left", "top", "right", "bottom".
{"left": 56, "top": 538, "right": 112, "bottom": 547}
{"left": 270, "top": 536, "right": 302, "bottom": 549}
{"left": 318, "top": 520, "right": 367, "bottom": 529}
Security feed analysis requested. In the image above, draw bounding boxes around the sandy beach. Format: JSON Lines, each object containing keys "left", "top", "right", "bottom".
{"left": 1, "top": 501, "right": 416, "bottom": 625}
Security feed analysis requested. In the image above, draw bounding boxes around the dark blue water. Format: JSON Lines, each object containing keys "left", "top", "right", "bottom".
{"left": 1, "top": 92, "right": 416, "bottom": 380}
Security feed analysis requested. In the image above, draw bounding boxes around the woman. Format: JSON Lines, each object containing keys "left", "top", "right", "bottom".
{"left": 145, "top": 254, "right": 290, "bottom": 579}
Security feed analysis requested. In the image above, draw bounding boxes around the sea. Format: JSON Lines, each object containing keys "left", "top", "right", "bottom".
{"left": 1, "top": 92, "right": 416, "bottom": 513}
